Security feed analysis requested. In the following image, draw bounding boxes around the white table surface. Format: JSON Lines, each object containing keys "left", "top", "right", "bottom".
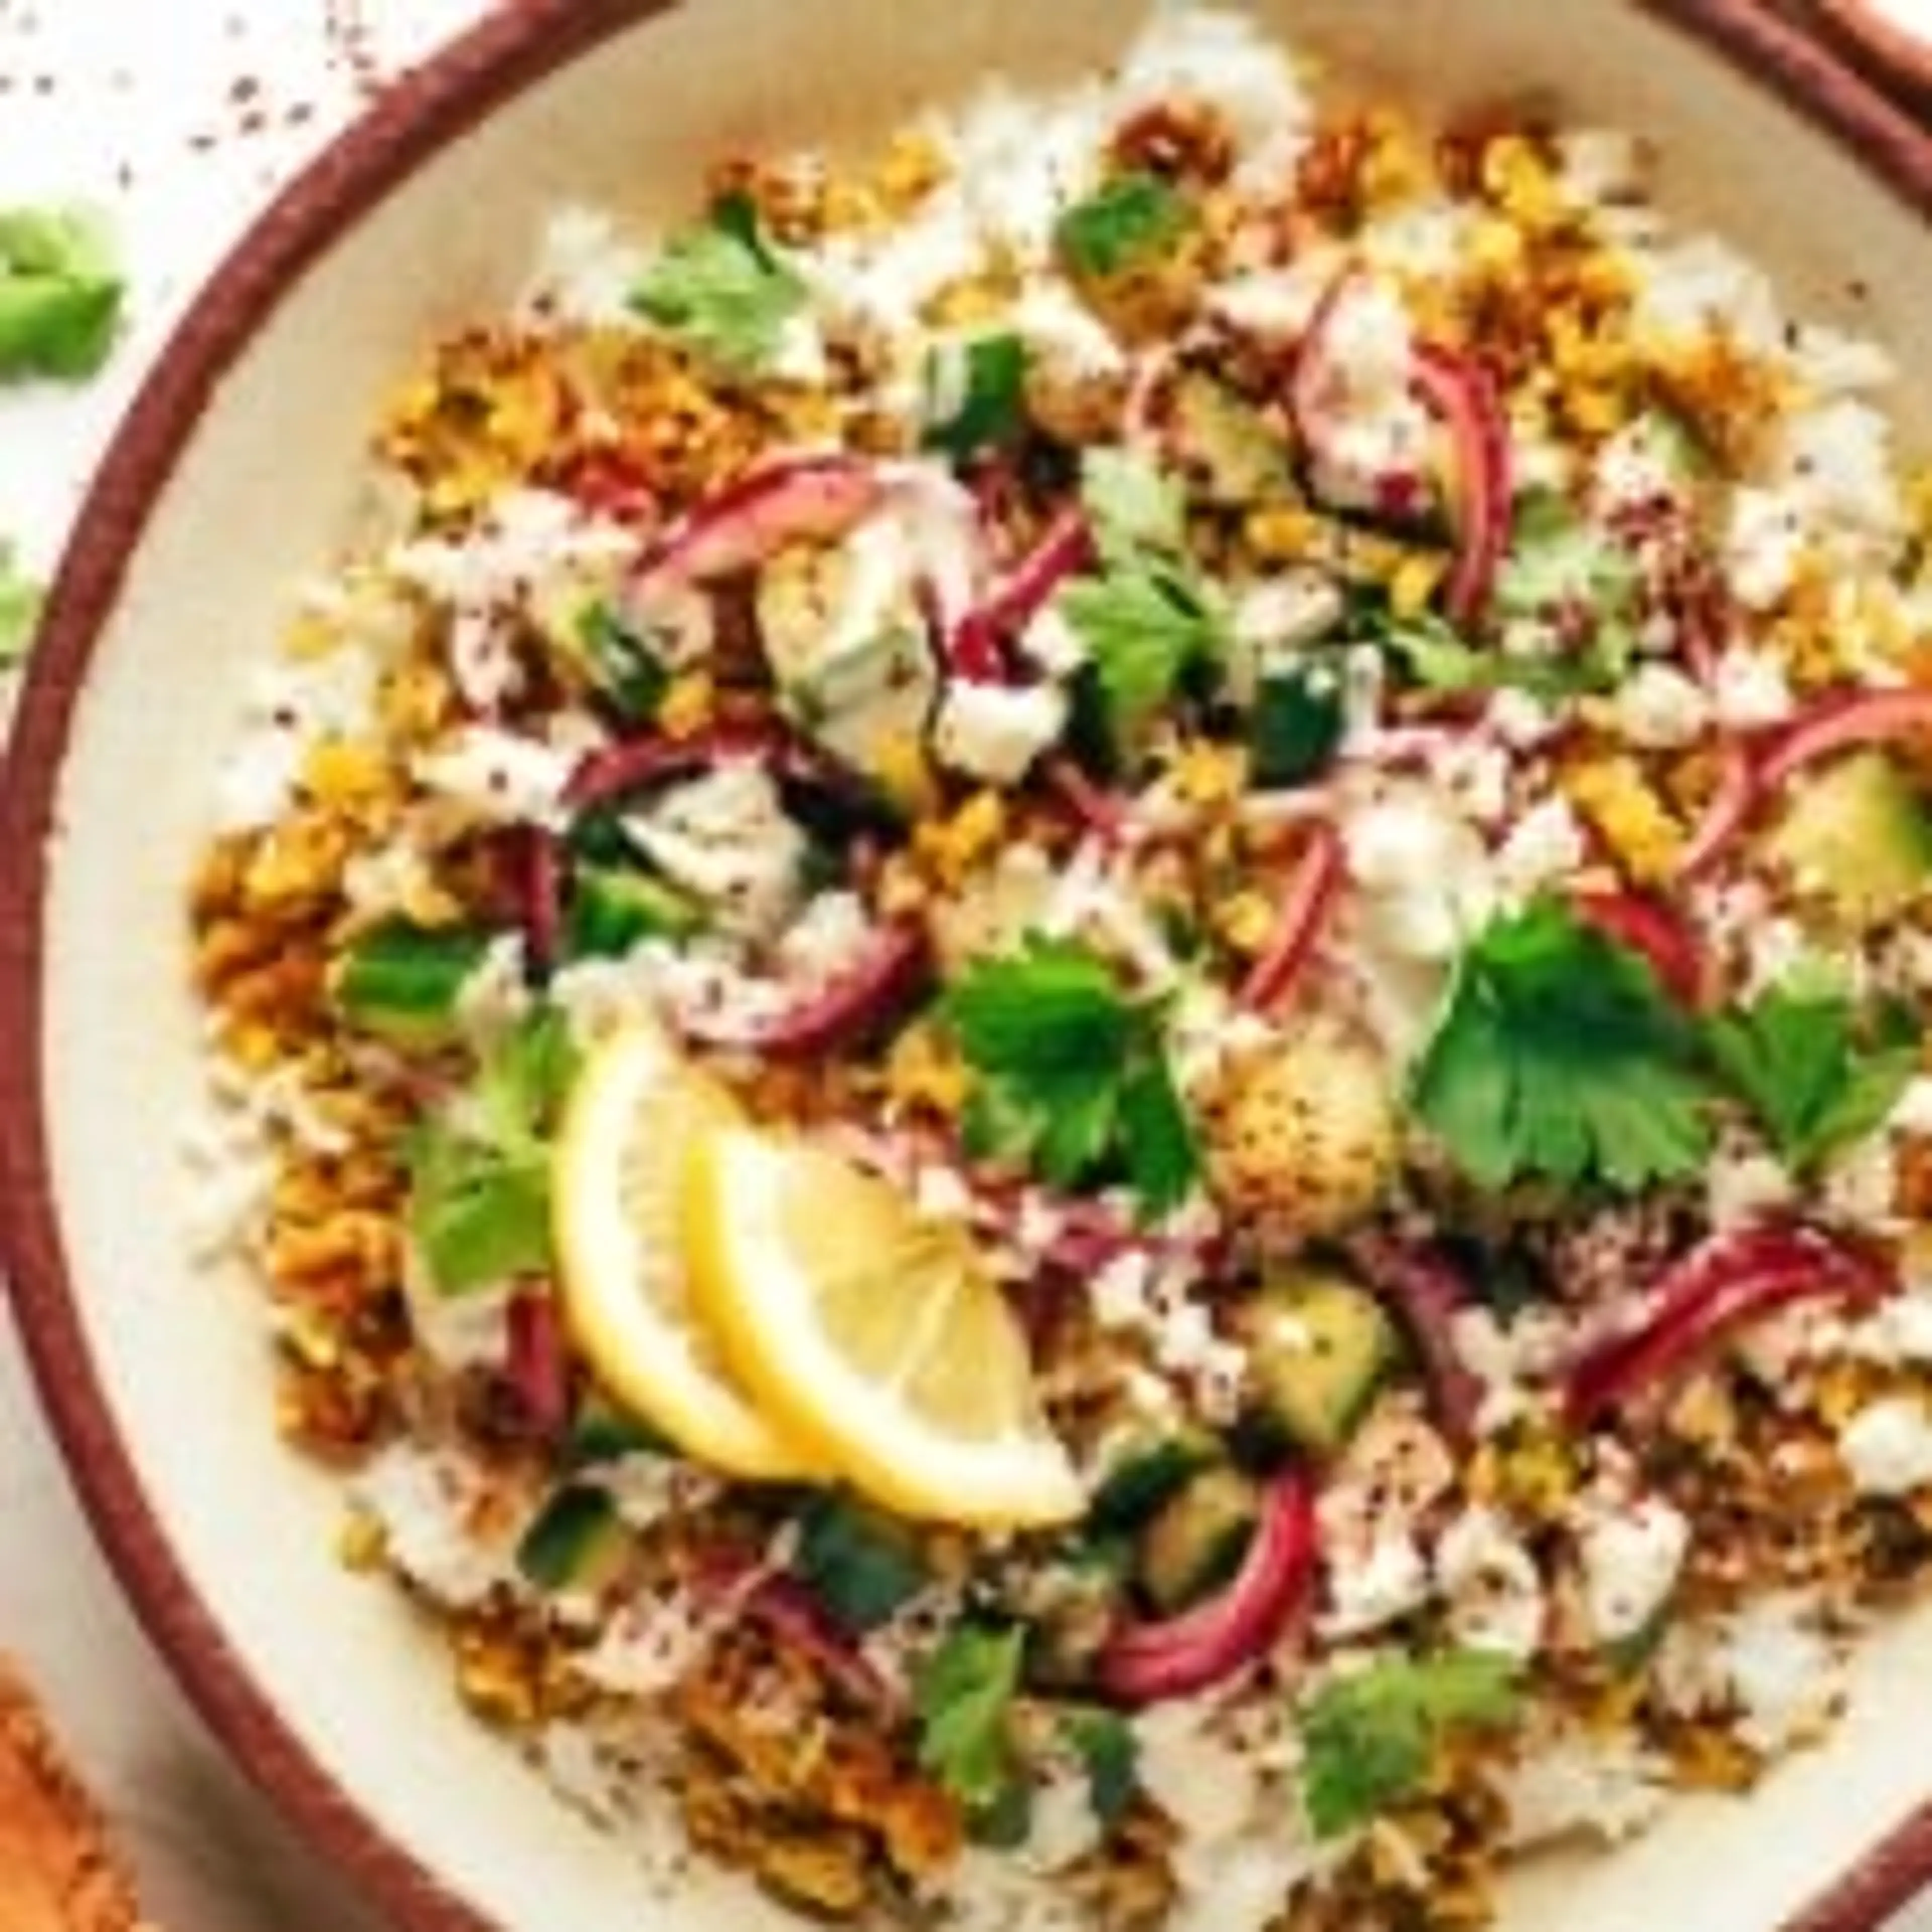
{"left": 3, "top": 4, "right": 1932, "bottom": 1928}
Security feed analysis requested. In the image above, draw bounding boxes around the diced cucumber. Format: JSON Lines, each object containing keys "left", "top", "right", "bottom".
{"left": 1169, "top": 372, "right": 1292, "bottom": 507}
{"left": 793, "top": 1491, "right": 929, "bottom": 1631}
{"left": 1242, "top": 1270, "right": 1395, "bottom": 1459}
{"left": 333, "top": 920, "right": 489, "bottom": 1044}
{"left": 1136, "top": 1465, "right": 1260, "bottom": 1613}
{"left": 563, "top": 863, "right": 704, "bottom": 960}
{"left": 1249, "top": 662, "right": 1346, "bottom": 787}
{"left": 779, "top": 622, "right": 937, "bottom": 803}
{"left": 563, "top": 1393, "right": 669, "bottom": 1469}
{"left": 1763, "top": 750, "right": 1932, "bottom": 930}
{"left": 514, "top": 1485, "right": 629, "bottom": 1594}
{"left": 1088, "top": 1430, "right": 1219, "bottom": 1533}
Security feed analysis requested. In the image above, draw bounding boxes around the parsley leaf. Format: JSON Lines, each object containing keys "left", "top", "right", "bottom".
{"left": 914, "top": 1623, "right": 1027, "bottom": 1817}
{"left": 1061, "top": 563, "right": 1226, "bottom": 753}
{"left": 946, "top": 936, "right": 1201, "bottom": 1218}
{"left": 630, "top": 193, "right": 807, "bottom": 374}
{"left": 1413, "top": 896, "right": 1717, "bottom": 1194}
{"left": 1705, "top": 984, "right": 1918, "bottom": 1171}
{"left": 793, "top": 1492, "right": 928, "bottom": 1631}
{"left": 1056, "top": 171, "right": 1193, "bottom": 279}
{"left": 0, "top": 205, "right": 125, "bottom": 380}
{"left": 924, "top": 333, "right": 1030, "bottom": 459}
{"left": 1082, "top": 447, "right": 1188, "bottom": 561}
{"left": 1378, "top": 608, "right": 1620, "bottom": 701}
{"left": 1301, "top": 1651, "right": 1524, "bottom": 1838}
{"left": 0, "top": 538, "right": 44, "bottom": 667}
{"left": 1492, "top": 488, "right": 1642, "bottom": 673}
{"left": 406, "top": 1009, "right": 580, "bottom": 1294}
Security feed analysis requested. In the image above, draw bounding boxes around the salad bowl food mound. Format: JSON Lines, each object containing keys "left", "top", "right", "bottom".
{"left": 10, "top": 5, "right": 1932, "bottom": 1931}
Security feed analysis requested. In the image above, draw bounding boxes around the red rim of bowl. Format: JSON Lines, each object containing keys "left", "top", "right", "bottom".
{"left": 1814, "top": 0, "right": 1932, "bottom": 99}
{"left": 3, "top": 3, "right": 1932, "bottom": 1928}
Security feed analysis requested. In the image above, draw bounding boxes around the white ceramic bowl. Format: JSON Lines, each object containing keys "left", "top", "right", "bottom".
{"left": 7, "top": 4, "right": 1932, "bottom": 1928}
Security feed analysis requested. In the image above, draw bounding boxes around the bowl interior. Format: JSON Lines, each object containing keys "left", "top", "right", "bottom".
{"left": 10, "top": 2, "right": 1932, "bottom": 1927}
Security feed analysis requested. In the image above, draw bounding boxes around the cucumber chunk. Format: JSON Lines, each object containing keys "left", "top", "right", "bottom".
{"left": 1137, "top": 1465, "right": 1260, "bottom": 1613}
{"left": 333, "top": 920, "right": 489, "bottom": 1044}
{"left": 1243, "top": 1270, "right": 1395, "bottom": 1458}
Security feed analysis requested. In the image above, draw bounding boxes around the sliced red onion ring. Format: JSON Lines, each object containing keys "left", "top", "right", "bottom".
{"left": 1285, "top": 268, "right": 1356, "bottom": 451}
{"left": 505, "top": 1287, "right": 571, "bottom": 1441}
{"left": 522, "top": 828, "right": 564, "bottom": 979}
{"left": 1097, "top": 1472, "right": 1317, "bottom": 1706}
{"left": 1238, "top": 821, "right": 1344, "bottom": 1014}
{"left": 1571, "top": 889, "right": 1703, "bottom": 1008}
{"left": 1044, "top": 756, "right": 1133, "bottom": 845}
{"left": 562, "top": 722, "right": 847, "bottom": 814}
{"left": 694, "top": 1552, "right": 892, "bottom": 1706}
{"left": 631, "top": 453, "right": 883, "bottom": 593}
{"left": 949, "top": 508, "right": 1097, "bottom": 683}
{"left": 1564, "top": 1223, "right": 1889, "bottom": 1428}
{"left": 1675, "top": 738, "right": 1761, "bottom": 881}
{"left": 1347, "top": 1234, "right": 1484, "bottom": 1449}
{"left": 678, "top": 922, "right": 930, "bottom": 1060}
{"left": 1410, "top": 343, "right": 1513, "bottom": 632}
{"left": 1756, "top": 687, "right": 1932, "bottom": 795}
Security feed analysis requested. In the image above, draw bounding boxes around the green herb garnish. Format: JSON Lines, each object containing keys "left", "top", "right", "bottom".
{"left": 1706, "top": 983, "right": 1918, "bottom": 1171}
{"left": 0, "top": 205, "right": 124, "bottom": 380}
{"left": 1301, "top": 1650, "right": 1524, "bottom": 1838}
{"left": 1056, "top": 171, "right": 1192, "bottom": 279}
{"left": 405, "top": 1009, "right": 580, "bottom": 1294}
{"left": 333, "top": 920, "right": 490, "bottom": 1044}
{"left": 630, "top": 192, "right": 807, "bottom": 374}
{"left": 946, "top": 936, "right": 1200, "bottom": 1216}
{"left": 914, "top": 1623, "right": 1027, "bottom": 1819}
{"left": 1413, "top": 895, "right": 1717, "bottom": 1194}
{"left": 1063, "top": 1707, "right": 1139, "bottom": 1828}
{"left": 924, "top": 333, "right": 1030, "bottom": 459}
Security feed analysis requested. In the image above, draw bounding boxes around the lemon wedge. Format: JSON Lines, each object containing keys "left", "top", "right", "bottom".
{"left": 550, "top": 1021, "right": 817, "bottom": 1480}
{"left": 683, "top": 1127, "right": 1083, "bottom": 1527}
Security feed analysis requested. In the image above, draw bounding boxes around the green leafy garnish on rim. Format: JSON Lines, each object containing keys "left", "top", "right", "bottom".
{"left": 1056, "top": 171, "right": 1193, "bottom": 279}
{"left": 1301, "top": 1650, "right": 1525, "bottom": 1838}
{"left": 630, "top": 192, "right": 808, "bottom": 375}
{"left": 406, "top": 1008, "right": 581, "bottom": 1295}
{"left": 0, "top": 204, "right": 125, "bottom": 380}
{"left": 1413, "top": 895, "right": 1717, "bottom": 1194}
{"left": 945, "top": 936, "right": 1200, "bottom": 1217}
{"left": 1705, "top": 982, "right": 1918, "bottom": 1172}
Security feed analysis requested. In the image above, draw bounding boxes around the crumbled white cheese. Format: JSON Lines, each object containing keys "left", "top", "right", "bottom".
{"left": 1450, "top": 1305, "right": 1569, "bottom": 1435}
{"left": 1008, "top": 277, "right": 1130, "bottom": 387}
{"left": 1492, "top": 795, "right": 1587, "bottom": 904}
{"left": 524, "top": 205, "right": 653, "bottom": 326}
{"left": 1497, "top": 1723, "right": 1666, "bottom": 1849}
{"left": 1552, "top": 128, "right": 1647, "bottom": 208}
{"left": 1723, "top": 487, "right": 1808, "bottom": 612}
{"left": 1705, "top": 1144, "right": 1798, "bottom": 1231}
{"left": 1819, "top": 1131, "right": 1901, "bottom": 1233}
{"left": 412, "top": 724, "right": 580, "bottom": 827}
{"left": 1839, "top": 1396, "right": 1932, "bottom": 1496}
{"left": 1709, "top": 643, "right": 1797, "bottom": 731}
{"left": 1018, "top": 601, "right": 1089, "bottom": 678}
{"left": 1486, "top": 688, "right": 1560, "bottom": 750}
{"left": 1295, "top": 276, "right": 1436, "bottom": 514}
{"left": 1613, "top": 661, "right": 1712, "bottom": 750}
{"left": 1131, "top": 1698, "right": 1265, "bottom": 1847}
{"left": 1343, "top": 782, "right": 1495, "bottom": 961}
{"left": 625, "top": 763, "right": 807, "bottom": 941}
{"left": 1316, "top": 1507, "right": 1432, "bottom": 1641}
{"left": 932, "top": 677, "right": 1069, "bottom": 785}
{"left": 1844, "top": 1274, "right": 1932, "bottom": 1366}
{"left": 1435, "top": 1507, "right": 1547, "bottom": 1660}
{"left": 212, "top": 640, "right": 385, "bottom": 833}
{"left": 351, "top": 1443, "right": 520, "bottom": 1609}
{"left": 1573, "top": 1494, "right": 1689, "bottom": 1645}
{"left": 1720, "top": 1595, "right": 1841, "bottom": 1754}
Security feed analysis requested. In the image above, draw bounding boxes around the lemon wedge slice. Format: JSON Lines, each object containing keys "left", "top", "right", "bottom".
{"left": 683, "top": 1127, "right": 1083, "bottom": 1527}
{"left": 550, "top": 1021, "right": 817, "bottom": 1480}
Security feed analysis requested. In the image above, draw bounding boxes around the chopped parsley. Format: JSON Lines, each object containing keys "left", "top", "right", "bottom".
{"left": 1301, "top": 1650, "right": 1524, "bottom": 1838}
{"left": 1491, "top": 488, "right": 1642, "bottom": 676}
{"left": 333, "top": 920, "right": 491, "bottom": 1045}
{"left": 0, "top": 204, "right": 125, "bottom": 380}
{"left": 1060, "top": 451, "right": 1227, "bottom": 754}
{"left": 0, "top": 538, "right": 43, "bottom": 667}
{"left": 630, "top": 193, "right": 807, "bottom": 374}
{"left": 405, "top": 1009, "right": 580, "bottom": 1294}
{"left": 1706, "top": 982, "right": 1918, "bottom": 1172}
{"left": 946, "top": 936, "right": 1200, "bottom": 1217}
{"left": 1056, "top": 171, "right": 1193, "bottom": 279}
{"left": 1062, "top": 1707, "right": 1139, "bottom": 1827}
{"left": 1378, "top": 607, "right": 1620, "bottom": 701}
{"left": 913, "top": 1622, "right": 1027, "bottom": 1820}
{"left": 1413, "top": 895, "right": 1717, "bottom": 1194}
{"left": 923, "top": 332, "right": 1030, "bottom": 459}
